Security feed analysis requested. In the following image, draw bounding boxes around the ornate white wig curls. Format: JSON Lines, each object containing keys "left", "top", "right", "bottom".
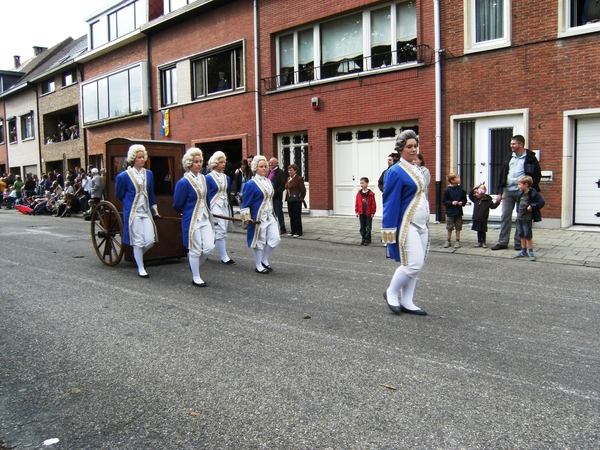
{"left": 127, "top": 144, "right": 148, "bottom": 165}
{"left": 182, "top": 148, "right": 203, "bottom": 172}
{"left": 251, "top": 155, "right": 267, "bottom": 174}
{"left": 208, "top": 151, "right": 226, "bottom": 170}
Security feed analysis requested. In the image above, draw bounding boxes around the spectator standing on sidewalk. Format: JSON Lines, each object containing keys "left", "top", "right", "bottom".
{"left": 442, "top": 172, "right": 467, "bottom": 249}
{"left": 492, "top": 135, "right": 541, "bottom": 251}
{"left": 269, "top": 157, "right": 287, "bottom": 235}
{"left": 355, "top": 177, "right": 376, "bottom": 245}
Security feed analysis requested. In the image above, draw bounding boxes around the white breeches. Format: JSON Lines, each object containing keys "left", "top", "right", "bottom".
{"left": 401, "top": 224, "right": 429, "bottom": 276}
{"left": 212, "top": 203, "right": 229, "bottom": 240}
{"left": 254, "top": 214, "right": 281, "bottom": 251}
{"left": 189, "top": 220, "right": 215, "bottom": 258}
{"left": 130, "top": 215, "right": 155, "bottom": 249}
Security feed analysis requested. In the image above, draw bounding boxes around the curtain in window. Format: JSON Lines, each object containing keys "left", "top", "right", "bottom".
{"left": 298, "top": 29, "right": 314, "bottom": 65}
{"left": 321, "top": 13, "right": 363, "bottom": 63}
{"left": 397, "top": 0, "right": 417, "bottom": 41}
{"left": 280, "top": 34, "right": 294, "bottom": 69}
{"left": 371, "top": 7, "right": 391, "bottom": 46}
{"left": 475, "top": 0, "right": 504, "bottom": 42}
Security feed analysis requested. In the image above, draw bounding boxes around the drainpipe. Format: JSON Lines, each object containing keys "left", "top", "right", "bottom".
{"left": 254, "top": 0, "right": 261, "bottom": 155}
{"left": 147, "top": 35, "right": 154, "bottom": 140}
{"left": 434, "top": 0, "right": 443, "bottom": 222}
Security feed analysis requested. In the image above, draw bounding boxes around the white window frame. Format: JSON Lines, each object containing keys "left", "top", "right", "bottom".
{"left": 160, "top": 66, "right": 178, "bottom": 106}
{"left": 464, "top": 0, "right": 511, "bottom": 54}
{"left": 558, "top": 0, "right": 600, "bottom": 37}
{"left": 0, "top": 118, "right": 4, "bottom": 144}
{"left": 20, "top": 113, "right": 35, "bottom": 140}
{"left": 164, "top": 0, "right": 199, "bottom": 14}
{"left": 81, "top": 62, "right": 149, "bottom": 126}
{"left": 42, "top": 79, "right": 55, "bottom": 95}
{"left": 191, "top": 42, "right": 245, "bottom": 99}
{"left": 88, "top": 0, "right": 146, "bottom": 50}
{"left": 275, "top": 1, "right": 418, "bottom": 89}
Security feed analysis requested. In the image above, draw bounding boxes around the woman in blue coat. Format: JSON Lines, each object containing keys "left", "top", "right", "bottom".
{"left": 173, "top": 148, "right": 215, "bottom": 287}
{"left": 382, "top": 130, "right": 430, "bottom": 315}
{"left": 241, "top": 155, "right": 280, "bottom": 274}
{"left": 115, "top": 144, "right": 160, "bottom": 278}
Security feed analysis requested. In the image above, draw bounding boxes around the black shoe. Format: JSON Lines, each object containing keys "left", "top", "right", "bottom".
{"left": 222, "top": 259, "right": 236, "bottom": 265}
{"left": 400, "top": 305, "right": 427, "bottom": 315}
{"left": 514, "top": 244, "right": 522, "bottom": 251}
{"left": 255, "top": 268, "right": 269, "bottom": 274}
{"left": 138, "top": 273, "right": 149, "bottom": 278}
{"left": 261, "top": 263, "right": 273, "bottom": 272}
{"left": 384, "top": 291, "right": 402, "bottom": 315}
{"left": 491, "top": 244, "right": 508, "bottom": 251}
{"left": 192, "top": 280, "right": 207, "bottom": 287}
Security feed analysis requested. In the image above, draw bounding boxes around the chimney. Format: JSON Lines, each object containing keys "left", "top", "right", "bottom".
{"left": 13, "top": 55, "right": 21, "bottom": 68}
{"left": 33, "top": 46, "right": 47, "bottom": 56}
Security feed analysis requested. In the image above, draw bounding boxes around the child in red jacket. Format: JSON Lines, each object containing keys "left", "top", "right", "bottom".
{"left": 355, "top": 177, "right": 377, "bottom": 245}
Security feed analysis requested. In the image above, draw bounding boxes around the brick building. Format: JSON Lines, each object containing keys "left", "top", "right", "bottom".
{"left": 440, "top": 0, "right": 600, "bottom": 228}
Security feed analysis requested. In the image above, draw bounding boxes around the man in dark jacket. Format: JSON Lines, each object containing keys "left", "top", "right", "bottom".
{"left": 269, "top": 157, "right": 288, "bottom": 234}
{"left": 491, "top": 135, "right": 542, "bottom": 251}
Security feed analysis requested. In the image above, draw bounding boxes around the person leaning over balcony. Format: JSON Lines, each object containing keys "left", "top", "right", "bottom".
{"left": 115, "top": 144, "right": 161, "bottom": 278}
{"left": 491, "top": 135, "right": 541, "bottom": 251}
{"left": 173, "top": 148, "right": 215, "bottom": 287}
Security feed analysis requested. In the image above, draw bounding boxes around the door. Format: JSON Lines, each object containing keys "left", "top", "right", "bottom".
{"left": 458, "top": 115, "right": 524, "bottom": 218}
{"left": 574, "top": 117, "right": 600, "bottom": 225}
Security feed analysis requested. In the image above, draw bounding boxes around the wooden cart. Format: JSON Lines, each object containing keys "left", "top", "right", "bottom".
{"left": 91, "top": 138, "right": 187, "bottom": 266}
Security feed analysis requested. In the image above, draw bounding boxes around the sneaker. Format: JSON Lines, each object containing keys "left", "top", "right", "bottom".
{"left": 482, "top": 243, "right": 488, "bottom": 248}
{"left": 473, "top": 243, "right": 482, "bottom": 247}
{"left": 529, "top": 251, "right": 536, "bottom": 261}
{"left": 454, "top": 241, "right": 461, "bottom": 248}
{"left": 514, "top": 251, "right": 527, "bottom": 258}
{"left": 443, "top": 240, "right": 451, "bottom": 248}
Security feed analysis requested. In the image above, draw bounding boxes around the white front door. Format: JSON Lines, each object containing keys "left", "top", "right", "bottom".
{"left": 333, "top": 123, "right": 415, "bottom": 216}
{"left": 574, "top": 117, "right": 600, "bottom": 225}
{"left": 459, "top": 114, "right": 525, "bottom": 218}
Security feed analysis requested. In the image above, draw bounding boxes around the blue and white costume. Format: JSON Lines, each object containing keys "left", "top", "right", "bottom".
{"left": 241, "top": 174, "right": 280, "bottom": 272}
{"left": 173, "top": 172, "right": 215, "bottom": 258}
{"left": 206, "top": 170, "right": 234, "bottom": 264}
{"left": 115, "top": 167, "right": 158, "bottom": 248}
{"left": 382, "top": 158, "right": 430, "bottom": 312}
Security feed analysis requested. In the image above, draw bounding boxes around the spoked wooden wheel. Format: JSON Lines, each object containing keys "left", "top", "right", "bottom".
{"left": 91, "top": 201, "right": 124, "bottom": 266}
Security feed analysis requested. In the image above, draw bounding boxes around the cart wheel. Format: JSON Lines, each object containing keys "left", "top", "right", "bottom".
{"left": 91, "top": 201, "right": 124, "bottom": 266}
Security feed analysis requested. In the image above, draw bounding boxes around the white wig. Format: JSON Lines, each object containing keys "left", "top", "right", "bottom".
{"left": 208, "top": 151, "right": 226, "bottom": 170}
{"left": 251, "top": 155, "right": 267, "bottom": 174}
{"left": 182, "top": 148, "right": 203, "bottom": 172}
{"left": 127, "top": 144, "right": 148, "bottom": 165}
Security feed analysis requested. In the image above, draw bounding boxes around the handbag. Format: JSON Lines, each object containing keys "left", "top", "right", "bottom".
{"left": 289, "top": 193, "right": 300, "bottom": 202}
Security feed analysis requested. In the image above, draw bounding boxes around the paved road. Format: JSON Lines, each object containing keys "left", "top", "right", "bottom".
{"left": 1, "top": 212, "right": 599, "bottom": 449}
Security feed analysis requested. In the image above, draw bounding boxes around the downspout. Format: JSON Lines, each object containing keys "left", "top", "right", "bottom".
{"left": 434, "top": 0, "right": 443, "bottom": 222}
{"left": 147, "top": 35, "right": 154, "bottom": 140}
{"left": 254, "top": 0, "right": 261, "bottom": 155}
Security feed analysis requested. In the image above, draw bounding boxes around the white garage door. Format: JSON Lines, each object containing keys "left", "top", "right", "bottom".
{"left": 574, "top": 117, "right": 600, "bottom": 225}
{"left": 333, "top": 123, "right": 417, "bottom": 217}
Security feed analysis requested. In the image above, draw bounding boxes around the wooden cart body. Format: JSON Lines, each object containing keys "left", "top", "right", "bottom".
{"left": 92, "top": 138, "right": 187, "bottom": 265}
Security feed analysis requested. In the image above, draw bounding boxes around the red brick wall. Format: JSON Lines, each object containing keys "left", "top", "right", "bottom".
{"left": 439, "top": 0, "right": 600, "bottom": 220}
{"left": 149, "top": 1, "right": 258, "bottom": 153}
{"left": 258, "top": 0, "right": 437, "bottom": 212}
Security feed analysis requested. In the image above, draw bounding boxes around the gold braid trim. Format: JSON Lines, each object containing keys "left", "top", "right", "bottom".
{"left": 184, "top": 173, "right": 211, "bottom": 251}
{"left": 397, "top": 160, "right": 426, "bottom": 265}
{"left": 208, "top": 171, "right": 227, "bottom": 209}
{"left": 250, "top": 179, "right": 270, "bottom": 249}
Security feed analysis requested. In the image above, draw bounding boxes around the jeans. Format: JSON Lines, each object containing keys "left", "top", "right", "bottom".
{"left": 498, "top": 189, "right": 520, "bottom": 246}
{"left": 359, "top": 215, "right": 372, "bottom": 242}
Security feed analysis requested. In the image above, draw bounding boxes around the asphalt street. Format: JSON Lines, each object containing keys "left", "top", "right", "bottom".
{"left": 1, "top": 211, "right": 599, "bottom": 449}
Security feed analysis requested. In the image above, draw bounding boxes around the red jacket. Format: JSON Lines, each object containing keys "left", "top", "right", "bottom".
{"left": 355, "top": 189, "right": 376, "bottom": 216}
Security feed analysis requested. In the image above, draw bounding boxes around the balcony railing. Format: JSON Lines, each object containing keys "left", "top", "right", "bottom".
{"left": 262, "top": 44, "right": 429, "bottom": 92}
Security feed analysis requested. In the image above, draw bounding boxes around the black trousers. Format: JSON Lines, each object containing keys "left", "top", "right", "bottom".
{"left": 287, "top": 201, "right": 303, "bottom": 236}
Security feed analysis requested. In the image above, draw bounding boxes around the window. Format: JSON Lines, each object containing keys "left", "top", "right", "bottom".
{"left": 165, "top": 0, "right": 199, "bottom": 14}
{"left": 42, "top": 79, "right": 55, "bottom": 94}
{"left": 560, "top": 0, "right": 600, "bottom": 36}
{"left": 161, "top": 66, "right": 177, "bottom": 106}
{"left": 82, "top": 63, "right": 147, "bottom": 124}
{"left": 0, "top": 118, "right": 4, "bottom": 144}
{"left": 280, "top": 133, "right": 309, "bottom": 182}
{"left": 193, "top": 44, "right": 244, "bottom": 98}
{"left": 21, "top": 113, "right": 34, "bottom": 140}
{"left": 275, "top": 1, "right": 417, "bottom": 88}
{"left": 7, "top": 118, "right": 17, "bottom": 143}
{"left": 465, "top": 0, "right": 511, "bottom": 53}
{"left": 63, "top": 70, "right": 75, "bottom": 87}
{"left": 108, "top": 1, "right": 141, "bottom": 41}
{"left": 91, "top": 20, "right": 107, "bottom": 49}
